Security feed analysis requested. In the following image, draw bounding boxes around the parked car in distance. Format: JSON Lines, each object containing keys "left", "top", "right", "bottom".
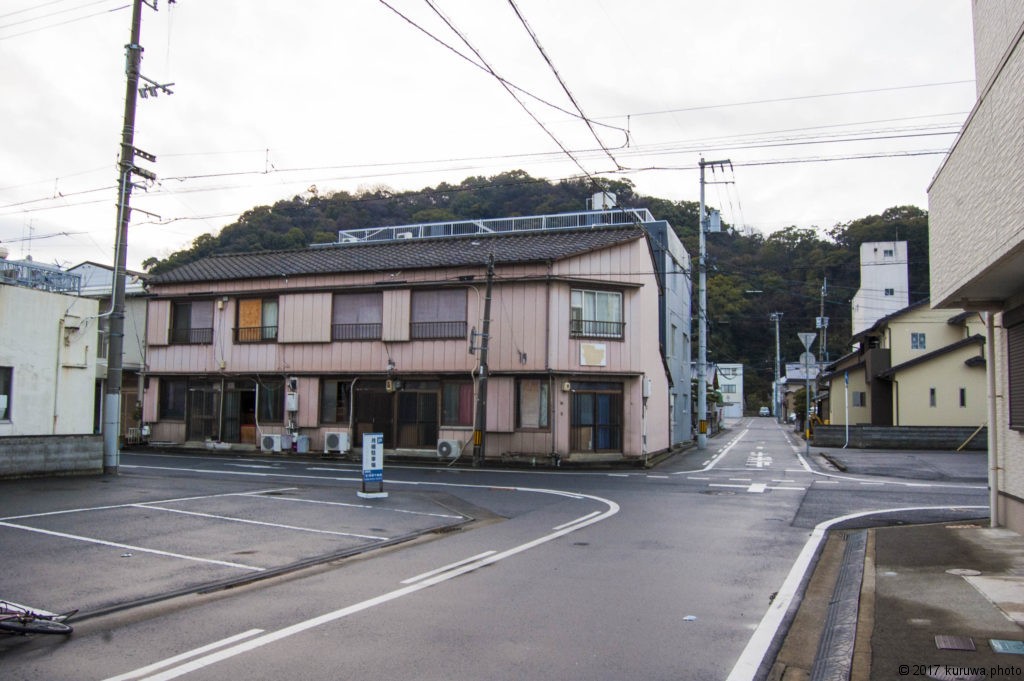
{"left": 758, "top": 406, "right": 771, "bottom": 417}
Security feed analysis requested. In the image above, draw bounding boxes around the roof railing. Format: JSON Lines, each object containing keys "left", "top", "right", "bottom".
{"left": 0, "top": 260, "right": 81, "bottom": 294}
{"left": 320, "top": 207, "right": 655, "bottom": 246}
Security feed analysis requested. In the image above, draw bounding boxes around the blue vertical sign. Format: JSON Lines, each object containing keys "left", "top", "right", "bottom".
{"left": 358, "top": 433, "right": 387, "bottom": 499}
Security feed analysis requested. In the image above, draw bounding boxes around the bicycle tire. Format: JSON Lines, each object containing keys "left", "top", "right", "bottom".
{"left": 0, "top": 617, "right": 73, "bottom": 635}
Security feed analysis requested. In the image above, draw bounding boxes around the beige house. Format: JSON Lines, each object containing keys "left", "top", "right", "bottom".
{"left": 929, "top": 1, "right": 1024, "bottom": 530}
{"left": 142, "top": 207, "right": 691, "bottom": 464}
{"left": 821, "top": 302, "right": 987, "bottom": 428}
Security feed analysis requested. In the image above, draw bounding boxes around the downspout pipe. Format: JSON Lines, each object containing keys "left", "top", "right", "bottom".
{"left": 986, "top": 312, "right": 999, "bottom": 528}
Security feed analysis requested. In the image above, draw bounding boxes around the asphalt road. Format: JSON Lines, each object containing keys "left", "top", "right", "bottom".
{"left": 0, "top": 418, "right": 988, "bottom": 680}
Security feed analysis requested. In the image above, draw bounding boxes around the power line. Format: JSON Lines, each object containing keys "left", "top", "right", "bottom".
{"left": 506, "top": 0, "right": 622, "bottom": 170}
{"left": 417, "top": 0, "right": 604, "bottom": 184}
{"left": 621, "top": 80, "right": 975, "bottom": 119}
{"left": 0, "top": 0, "right": 127, "bottom": 40}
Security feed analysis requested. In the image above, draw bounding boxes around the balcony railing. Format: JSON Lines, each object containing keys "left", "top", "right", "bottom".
{"left": 332, "top": 323, "right": 383, "bottom": 341}
{"left": 234, "top": 326, "right": 279, "bottom": 343}
{"left": 410, "top": 321, "right": 467, "bottom": 340}
{"left": 570, "top": 319, "right": 625, "bottom": 339}
{"left": 170, "top": 327, "right": 214, "bottom": 345}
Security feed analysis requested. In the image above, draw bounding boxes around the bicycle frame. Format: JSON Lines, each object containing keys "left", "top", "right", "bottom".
{"left": 0, "top": 600, "right": 76, "bottom": 635}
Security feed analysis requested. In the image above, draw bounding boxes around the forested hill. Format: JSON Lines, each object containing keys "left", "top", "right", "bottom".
{"left": 143, "top": 169, "right": 930, "bottom": 408}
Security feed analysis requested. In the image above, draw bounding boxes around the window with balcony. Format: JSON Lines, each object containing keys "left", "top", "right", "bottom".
{"left": 411, "top": 289, "right": 467, "bottom": 339}
{"left": 235, "top": 298, "right": 278, "bottom": 343}
{"left": 570, "top": 289, "right": 623, "bottom": 339}
{"left": 332, "top": 292, "right": 383, "bottom": 340}
{"left": 170, "top": 300, "right": 214, "bottom": 345}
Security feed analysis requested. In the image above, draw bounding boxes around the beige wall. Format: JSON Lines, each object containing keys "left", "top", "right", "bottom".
{"left": 826, "top": 369, "right": 871, "bottom": 426}
{"left": 892, "top": 345, "right": 988, "bottom": 427}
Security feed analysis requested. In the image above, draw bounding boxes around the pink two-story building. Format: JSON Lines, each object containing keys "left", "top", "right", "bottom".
{"left": 143, "top": 206, "right": 691, "bottom": 464}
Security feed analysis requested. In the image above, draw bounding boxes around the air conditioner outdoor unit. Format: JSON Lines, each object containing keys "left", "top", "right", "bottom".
{"left": 436, "top": 439, "right": 462, "bottom": 460}
{"left": 324, "top": 431, "right": 349, "bottom": 454}
{"left": 261, "top": 434, "right": 282, "bottom": 453}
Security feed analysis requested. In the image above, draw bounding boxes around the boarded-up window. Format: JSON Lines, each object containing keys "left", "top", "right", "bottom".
{"left": 236, "top": 298, "right": 278, "bottom": 342}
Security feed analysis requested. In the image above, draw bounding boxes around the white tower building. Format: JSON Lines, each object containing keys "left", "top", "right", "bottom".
{"left": 851, "top": 241, "right": 909, "bottom": 335}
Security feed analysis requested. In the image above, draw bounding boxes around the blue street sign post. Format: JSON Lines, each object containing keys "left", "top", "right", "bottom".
{"left": 358, "top": 432, "right": 387, "bottom": 499}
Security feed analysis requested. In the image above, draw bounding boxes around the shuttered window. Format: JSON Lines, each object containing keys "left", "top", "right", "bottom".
{"left": 1007, "top": 305, "right": 1024, "bottom": 430}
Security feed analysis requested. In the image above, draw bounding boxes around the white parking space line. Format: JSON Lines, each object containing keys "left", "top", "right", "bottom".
{"left": 400, "top": 551, "right": 497, "bottom": 585}
{"left": 245, "top": 493, "right": 464, "bottom": 520}
{"left": 0, "top": 487, "right": 299, "bottom": 522}
{"left": 133, "top": 504, "right": 389, "bottom": 541}
{"left": 102, "top": 629, "right": 265, "bottom": 681}
{"left": 104, "top": 487, "right": 620, "bottom": 681}
{"left": 0, "top": 521, "right": 264, "bottom": 572}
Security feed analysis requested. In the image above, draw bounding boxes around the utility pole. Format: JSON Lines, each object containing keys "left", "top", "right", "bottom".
{"left": 472, "top": 254, "right": 494, "bottom": 467}
{"left": 817, "top": 278, "right": 829, "bottom": 364}
{"left": 770, "top": 312, "right": 783, "bottom": 423}
{"left": 104, "top": 0, "right": 170, "bottom": 474}
{"left": 696, "top": 158, "right": 730, "bottom": 450}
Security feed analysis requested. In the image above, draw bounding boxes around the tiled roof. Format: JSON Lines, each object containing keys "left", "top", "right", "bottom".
{"left": 149, "top": 226, "right": 646, "bottom": 284}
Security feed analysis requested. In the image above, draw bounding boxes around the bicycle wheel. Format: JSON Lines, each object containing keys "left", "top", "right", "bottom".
{"left": 0, "top": 617, "right": 73, "bottom": 635}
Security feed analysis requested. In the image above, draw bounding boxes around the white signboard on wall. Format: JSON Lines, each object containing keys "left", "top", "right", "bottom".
{"left": 580, "top": 343, "right": 608, "bottom": 367}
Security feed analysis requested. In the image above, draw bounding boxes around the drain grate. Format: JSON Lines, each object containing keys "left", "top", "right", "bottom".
{"left": 935, "top": 634, "right": 976, "bottom": 651}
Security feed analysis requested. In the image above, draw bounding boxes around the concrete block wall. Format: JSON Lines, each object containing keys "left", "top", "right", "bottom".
{"left": 812, "top": 425, "right": 987, "bottom": 451}
{"left": 0, "top": 435, "right": 103, "bottom": 478}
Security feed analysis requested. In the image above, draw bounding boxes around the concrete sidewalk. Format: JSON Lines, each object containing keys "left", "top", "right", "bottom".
{"left": 772, "top": 521, "right": 1024, "bottom": 680}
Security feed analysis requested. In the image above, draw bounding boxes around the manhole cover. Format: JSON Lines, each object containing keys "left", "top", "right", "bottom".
{"left": 945, "top": 568, "right": 982, "bottom": 576}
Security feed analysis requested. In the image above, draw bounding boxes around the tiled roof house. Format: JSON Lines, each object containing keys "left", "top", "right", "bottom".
{"left": 142, "top": 207, "right": 692, "bottom": 464}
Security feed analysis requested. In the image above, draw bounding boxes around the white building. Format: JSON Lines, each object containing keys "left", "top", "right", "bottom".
{"left": 716, "top": 363, "right": 744, "bottom": 419}
{"left": 0, "top": 256, "right": 98, "bottom": 437}
{"left": 851, "top": 241, "right": 909, "bottom": 335}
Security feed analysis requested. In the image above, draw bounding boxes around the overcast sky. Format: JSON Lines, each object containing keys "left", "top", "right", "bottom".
{"left": 1, "top": 1, "right": 976, "bottom": 271}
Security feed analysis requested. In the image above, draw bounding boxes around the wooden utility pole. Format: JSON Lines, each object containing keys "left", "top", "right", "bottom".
{"left": 472, "top": 255, "right": 495, "bottom": 467}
